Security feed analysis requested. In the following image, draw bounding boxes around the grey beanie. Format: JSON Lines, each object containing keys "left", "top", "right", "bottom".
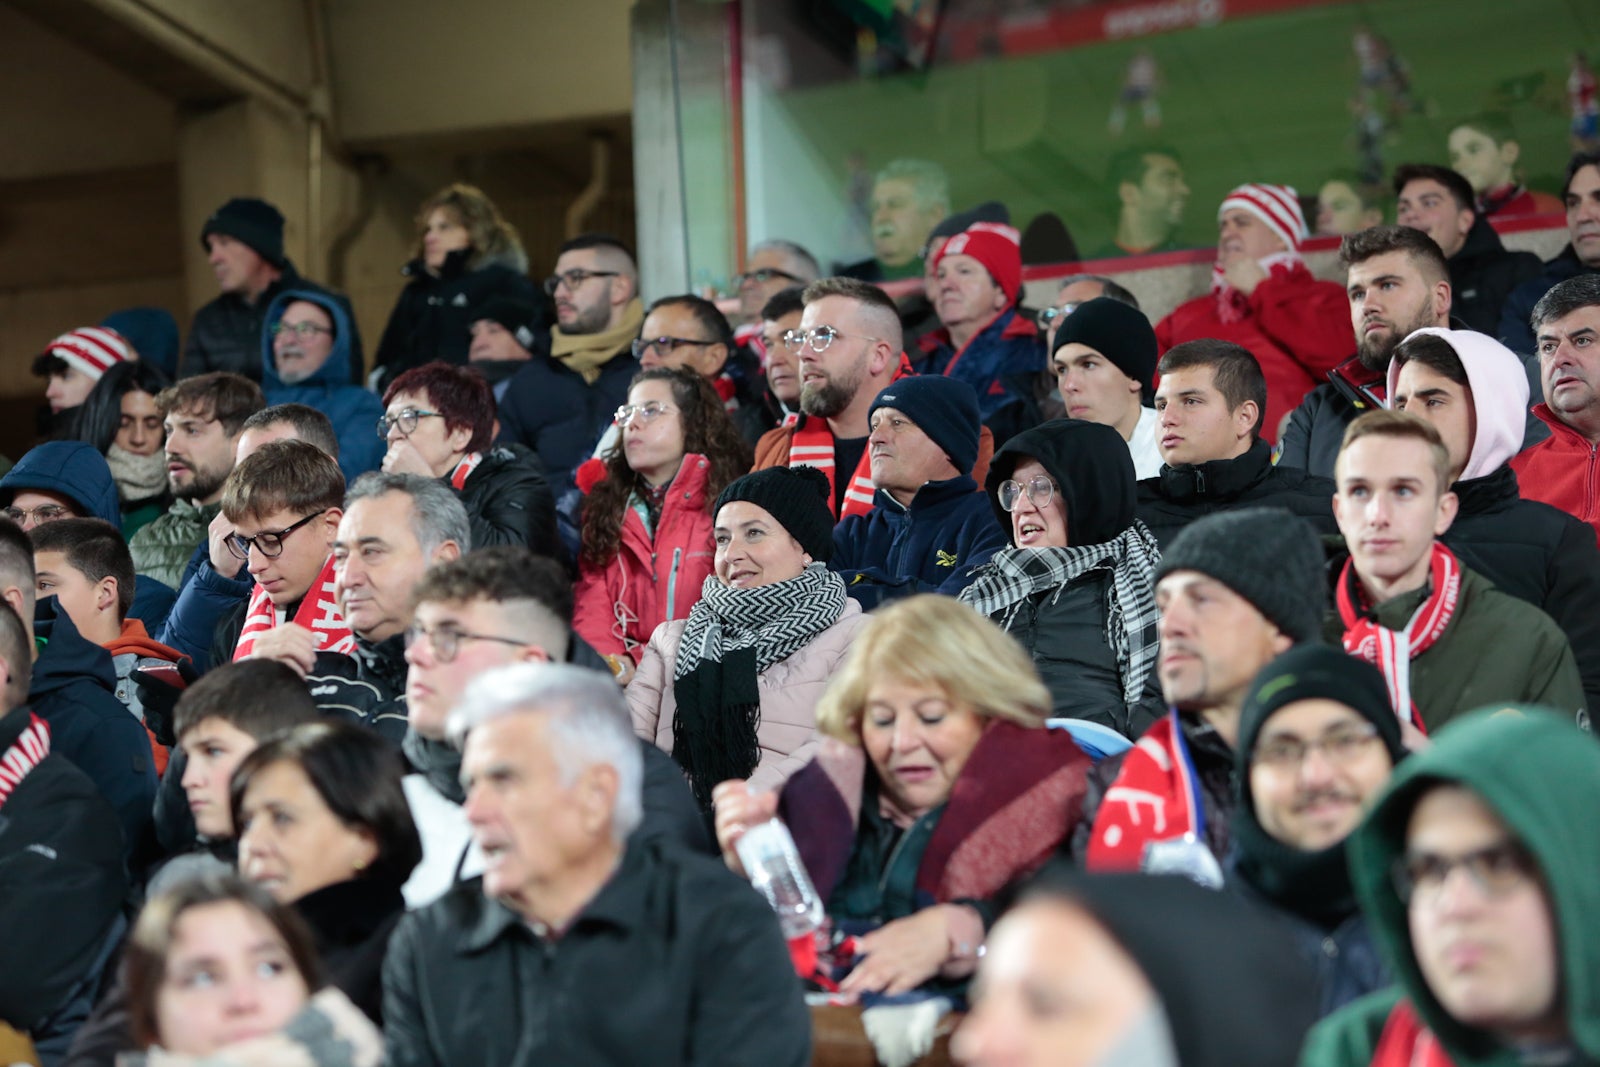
{"left": 1156, "top": 507, "right": 1327, "bottom": 644}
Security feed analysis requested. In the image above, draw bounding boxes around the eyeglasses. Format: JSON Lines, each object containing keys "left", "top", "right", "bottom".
{"left": 1391, "top": 840, "right": 1538, "bottom": 905}
{"left": 405, "top": 621, "right": 528, "bottom": 664}
{"left": 781, "top": 325, "right": 882, "bottom": 355}
{"left": 227, "top": 510, "right": 327, "bottom": 562}
{"left": 630, "top": 336, "right": 716, "bottom": 360}
{"left": 377, "top": 408, "right": 444, "bottom": 439}
{"left": 736, "top": 267, "right": 802, "bottom": 287}
{"left": 1253, "top": 722, "right": 1381, "bottom": 769}
{"left": 2, "top": 504, "right": 70, "bottom": 525}
{"left": 1037, "top": 302, "right": 1083, "bottom": 329}
{"left": 543, "top": 269, "right": 619, "bottom": 296}
{"left": 271, "top": 321, "right": 334, "bottom": 340}
{"left": 997, "top": 476, "right": 1057, "bottom": 512}
{"left": 614, "top": 401, "right": 678, "bottom": 427}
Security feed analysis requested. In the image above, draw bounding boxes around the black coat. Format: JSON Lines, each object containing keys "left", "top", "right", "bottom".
{"left": 455, "top": 443, "right": 559, "bottom": 559}
{"left": 307, "top": 633, "right": 410, "bottom": 744}
{"left": 1443, "top": 465, "right": 1600, "bottom": 713}
{"left": 381, "top": 835, "right": 810, "bottom": 1067}
{"left": 0, "top": 707, "right": 126, "bottom": 1049}
{"left": 1448, "top": 216, "right": 1544, "bottom": 336}
{"left": 180, "top": 263, "right": 362, "bottom": 383}
{"left": 1499, "top": 245, "right": 1600, "bottom": 355}
{"left": 374, "top": 250, "right": 542, "bottom": 387}
{"left": 1136, "top": 439, "right": 1339, "bottom": 550}
{"left": 297, "top": 879, "right": 407, "bottom": 1024}
{"left": 496, "top": 348, "right": 640, "bottom": 501}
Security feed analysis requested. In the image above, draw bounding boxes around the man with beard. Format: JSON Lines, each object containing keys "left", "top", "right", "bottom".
{"left": 128, "top": 373, "right": 264, "bottom": 591}
{"left": 1278, "top": 226, "right": 1450, "bottom": 477}
{"left": 751, "top": 277, "right": 909, "bottom": 519}
{"left": 497, "top": 233, "right": 643, "bottom": 503}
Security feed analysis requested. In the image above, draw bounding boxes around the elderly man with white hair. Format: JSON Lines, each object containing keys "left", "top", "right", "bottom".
{"left": 381, "top": 662, "right": 812, "bottom": 1067}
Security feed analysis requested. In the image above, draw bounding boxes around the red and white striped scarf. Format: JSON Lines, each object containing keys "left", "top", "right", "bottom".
{"left": 0, "top": 713, "right": 50, "bottom": 812}
{"left": 788, "top": 416, "right": 876, "bottom": 519}
{"left": 233, "top": 554, "right": 356, "bottom": 662}
{"left": 449, "top": 452, "right": 485, "bottom": 490}
{"left": 1337, "top": 542, "right": 1462, "bottom": 732}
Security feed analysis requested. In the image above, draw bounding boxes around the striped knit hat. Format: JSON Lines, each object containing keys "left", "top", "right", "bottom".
{"left": 43, "top": 327, "right": 134, "bottom": 381}
{"left": 934, "top": 221, "right": 1023, "bottom": 302}
{"left": 1218, "top": 184, "right": 1307, "bottom": 254}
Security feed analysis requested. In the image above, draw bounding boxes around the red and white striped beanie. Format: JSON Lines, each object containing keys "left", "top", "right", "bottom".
{"left": 45, "top": 327, "right": 133, "bottom": 381}
{"left": 1218, "top": 184, "right": 1307, "bottom": 254}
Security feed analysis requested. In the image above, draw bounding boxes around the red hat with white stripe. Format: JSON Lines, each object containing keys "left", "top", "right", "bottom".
{"left": 43, "top": 327, "right": 134, "bottom": 381}
{"left": 1218, "top": 184, "right": 1307, "bottom": 254}
{"left": 933, "top": 221, "right": 1023, "bottom": 303}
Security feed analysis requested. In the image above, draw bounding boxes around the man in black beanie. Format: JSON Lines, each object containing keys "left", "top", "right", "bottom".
{"left": 1051, "top": 296, "right": 1162, "bottom": 478}
{"left": 1074, "top": 506, "right": 1326, "bottom": 884}
{"left": 180, "top": 196, "right": 363, "bottom": 384}
{"left": 831, "top": 376, "right": 1005, "bottom": 608}
{"left": 1230, "top": 643, "right": 1408, "bottom": 1017}
{"left": 468, "top": 296, "right": 551, "bottom": 401}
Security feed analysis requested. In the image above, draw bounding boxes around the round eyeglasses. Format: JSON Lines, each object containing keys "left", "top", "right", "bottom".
{"left": 997, "top": 476, "right": 1057, "bottom": 512}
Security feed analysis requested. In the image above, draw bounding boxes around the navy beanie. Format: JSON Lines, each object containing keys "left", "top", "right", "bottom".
{"left": 714, "top": 466, "right": 835, "bottom": 563}
{"left": 1053, "top": 296, "right": 1158, "bottom": 404}
{"left": 200, "top": 198, "right": 287, "bottom": 269}
{"left": 868, "top": 376, "right": 981, "bottom": 477}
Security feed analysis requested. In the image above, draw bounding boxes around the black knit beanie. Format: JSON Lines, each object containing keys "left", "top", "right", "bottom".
{"left": 1053, "top": 296, "right": 1158, "bottom": 404}
{"left": 1156, "top": 507, "right": 1326, "bottom": 644}
{"left": 473, "top": 296, "right": 542, "bottom": 352}
{"left": 714, "top": 466, "right": 835, "bottom": 563}
{"left": 200, "top": 198, "right": 287, "bottom": 269}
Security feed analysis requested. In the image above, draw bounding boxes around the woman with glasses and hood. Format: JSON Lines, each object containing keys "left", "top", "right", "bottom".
{"left": 959, "top": 419, "right": 1164, "bottom": 739}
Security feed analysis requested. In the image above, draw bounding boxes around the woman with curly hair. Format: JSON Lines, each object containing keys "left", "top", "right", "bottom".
{"left": 373, "top": 183, "right": 543, "bottom": 388}
{"left": 573, "top": 366, "right": 752, "bottom": 673}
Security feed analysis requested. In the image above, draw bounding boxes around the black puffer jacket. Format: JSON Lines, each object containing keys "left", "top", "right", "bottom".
{"left": 374, "top": 248, "right": 541, "bottom": 387}
{"left": 180, "top": 262, "right": 362, "bottom": 383}
{"left": 456, "top": 443, "right": 559, "bottom": 559}
{"left": 1443, "top": 465, "right": 1600, "bottom": 713}
{"left": 1137, "top": 439, "right": 1338, "bottom": 549}
{"left": 1448, "top": 216, "right": 1543, "bottom": 336}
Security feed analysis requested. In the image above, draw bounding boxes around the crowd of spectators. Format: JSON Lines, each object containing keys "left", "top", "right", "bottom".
{"left": 4, "top": 124, "right": 1600, "bottom": 1067}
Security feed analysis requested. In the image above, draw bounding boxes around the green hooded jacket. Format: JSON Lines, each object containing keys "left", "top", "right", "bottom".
{"left": 128, "top": 498, "right": 221, "bottom": 591}
{"left": 1302, "top": 708, "right": 1600, "bottom": 1067}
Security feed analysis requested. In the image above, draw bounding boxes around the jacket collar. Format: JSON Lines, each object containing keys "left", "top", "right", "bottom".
{"left": 295, "top": 878, "right": 405, "bottom": 952}
{"left": 458, "top": 837, "right": 647, "bottom": 954}
{"left": 1157, "top": 439, "right": 1272, "bottom": 503}
{"left": 353, "top": 631, "right": 408, "bottom": 692}
{"left": 402, "top": 729, "right": 464, "bottom": 804}
{"left": 1531, "top": 402, "right": 1600, "bottom": 450}
{"left": 872, "top": 474, "right": 979, "bottom": 515}
{"left": 1451, "top": 464, "right": 1518, "bottom": 516}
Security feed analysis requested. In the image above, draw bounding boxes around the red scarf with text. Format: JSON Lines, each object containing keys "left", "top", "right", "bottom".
{"left": 233, "top": 554, "right": 356, "bottom": 662}
{"left": 1086, "top": 714, "right": 1199, "bottom": 872}
{"left": 1370, "top": 1000, "right": 1454, "bottom": 1067}
{"left": 1337, "top": 542, "right": 1461, "bottom": 731}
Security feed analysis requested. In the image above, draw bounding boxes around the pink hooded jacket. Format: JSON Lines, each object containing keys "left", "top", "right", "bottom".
{"left": 1386, "top": 327, "right": 1528, "bottom": 480}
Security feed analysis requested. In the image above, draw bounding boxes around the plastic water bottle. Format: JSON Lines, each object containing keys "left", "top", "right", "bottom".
{"left": 735, "top": 818, "right": 825, "bottom": 939}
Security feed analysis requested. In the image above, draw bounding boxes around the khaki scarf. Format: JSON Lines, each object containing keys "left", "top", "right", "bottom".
{"left": 550, "top": 298, "right": 644, "bottom": 383}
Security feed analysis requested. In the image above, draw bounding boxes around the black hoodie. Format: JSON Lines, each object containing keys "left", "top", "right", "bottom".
{"left": 1448, "top": 215, "right": 1543, "bottom": 337}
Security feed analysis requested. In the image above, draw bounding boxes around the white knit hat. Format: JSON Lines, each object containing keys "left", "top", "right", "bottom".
{"left": 45, "top": 327, "right": 134, "bottom": 381}
{"left": 1218, "top": 184, "right": 1307, "bottom": 254}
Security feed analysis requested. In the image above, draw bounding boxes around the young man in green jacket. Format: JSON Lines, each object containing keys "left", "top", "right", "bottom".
{"left": 1328, "top": 409, "right": 1585, "bottom": 735}
{"left": 1302, "top": 708, "right": 1600, "bottom": 1067}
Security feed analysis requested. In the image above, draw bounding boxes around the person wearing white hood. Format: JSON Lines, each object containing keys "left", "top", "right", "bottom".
{"left": 1389, "top": 327, "right": 1600, "bottom": 714}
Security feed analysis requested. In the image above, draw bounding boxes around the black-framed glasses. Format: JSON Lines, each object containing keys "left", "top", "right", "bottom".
{"left": 1391, "top": 841, "right": 1538, "bottom": 905}
{"left": 227, "top": 510, "right": 327, "bottom": 562}
{"left": 377, "top": 408, "right": 444, "bottom": 439}
{"left": 1253, "top": 722, "right": 1381, "bottom": 769}
{"left": 630, "top": 336, "right": 716, "bottom": 360}
{"left": 781, "top": 325, "right": 882, "bottom": 355}
{"left": 2, "top": 504, "right": 70, "bottom": 526}
{"left": 997, "top": 476, "right": 1057, "bottom": 513}
{"left": 736, "top": 267, "right": 801, "bottom": 287}
{"left": 405, "top": 621, "right": 528, "bottom": 664}
{"left": 271, "top": 320, "right": 334, "bottom": 339}
{"left": 1037, "top": 302, "right": 1083, "bottom": 328}
{"left": 614, "top": 401, "right": 678, "bottom": 427}
{"left": 543, "top": 269, "right": 619, "bottom": 296}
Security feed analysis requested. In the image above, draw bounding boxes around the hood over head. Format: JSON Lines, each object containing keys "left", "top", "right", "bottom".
{"left": 1347, "top": 707, "right": 1600, "bottom": 1063}
{"left": 984, "top": 419, "right": 1135, "bottom": 547}
{"left": 1386, "top": 327, "right": 1527, "bottom": 481}
{"left": 261, "top": 289, "right": 359, "bottom": 391}
{"left": 0, "top": 441, "right": 119, "bottom": 524}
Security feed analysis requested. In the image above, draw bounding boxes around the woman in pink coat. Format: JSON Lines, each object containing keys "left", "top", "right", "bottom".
{"left": 627, "top": 466, "right": 867, "bottom": 808}
{"left": 573, "top": 367, "right": 752, "bottom": 671}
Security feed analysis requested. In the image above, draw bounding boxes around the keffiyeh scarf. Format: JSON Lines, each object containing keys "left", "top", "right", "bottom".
{"left": 672, "top": 562, "right": 847, "bottom": 808}
{"left": 961, "top": 522, "right": 1162, "bottom": 711}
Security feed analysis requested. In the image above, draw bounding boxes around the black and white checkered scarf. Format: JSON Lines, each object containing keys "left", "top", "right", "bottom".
{"left": 960, "top": 521, "right": 1162, "bottom": 711}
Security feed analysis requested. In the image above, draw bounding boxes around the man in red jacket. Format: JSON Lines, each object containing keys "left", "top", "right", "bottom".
{"left": 1155, "top": 183, "right": 1352, "bottom": 443}
{"left": 1511, "top": 274, "right": 1600, "bottom": 542}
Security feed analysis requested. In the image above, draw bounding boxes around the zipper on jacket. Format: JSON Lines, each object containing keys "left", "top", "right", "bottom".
{"left": 666, "top": 547, "right": 683, "bottom": 620}
{"left": 1589, "top": 443, "right": 1598, "bottom": 523}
